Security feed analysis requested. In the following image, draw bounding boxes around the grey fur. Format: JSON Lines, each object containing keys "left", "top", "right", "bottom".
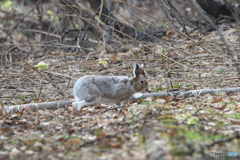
{"left": 73, "top": 64, "right": 148, "bottom": 111}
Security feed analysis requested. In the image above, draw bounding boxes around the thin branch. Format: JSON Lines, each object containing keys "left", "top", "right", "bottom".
{"left": 0, "top": 45, "right": 66, "bottom": 96}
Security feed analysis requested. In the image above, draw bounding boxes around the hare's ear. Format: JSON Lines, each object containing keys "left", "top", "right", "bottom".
{"left": 133, "top": 64, "right": 143, "bottom": 78}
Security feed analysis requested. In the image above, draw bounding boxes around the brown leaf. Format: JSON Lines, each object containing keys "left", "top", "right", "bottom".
{"left": 220, "top": 103, "right": 227, "bottom": 110}
{"left": 161, "top": 95, "right": 171, "bottom": 99}
{"left": 197, "top": 47, "right": 205, "bottom": 53}
{"left": 122, "top": 109, "right": 130, "bottom": 116}
{"left": 233, "top": 105, "right": 238, "bottom": 111}
{"left": 1, "top": 104, "right": 7, "bottom": 116}
{"left": 99, "top": 51, "right": 117, "bottom": 59}
{"left": 37, "top": 99, "right": 45, "bottom": 103}
{"left": 210, "top": 103, "right": 227, "bottom": 110}
{"left": 212, "top": 97, "right": 221, "bottom": 103}
{"left": 97, "top": 131, "right": 106, "bottom": 139}
{"left": 4, "top": 120, "right": 13, "bottom": 125}
{"left": 18, "top": 120, "right": 27, "bottom": 125}
{"left": 64, "top": 138, "right": 82, "bottom": 146}
{"left": 190, "top": 32, "right": 198, "bottom": 37}
{"left": 166, "top": 30, "right": 174, "bottom": 38}
{"left": 45, "top": 51, "right": 52, "bottom": 55}
{"left": 17, "top": 108, "right": 25, "bottom": 116}
{"left": 230, "top": 119, "right": 240, "bottom": 125}
{"left": 142, "top": 46, "right": 150, "bottom": 52}
{"left": 113, "top": 114, "right": 118, "bottom": 119}
{"left": 1, "top": 128, "right": 10, "bottom": 133}
{"left": 95, "top": 104, "right": 104, "bottom": 109}
{"left": 107, "top": 142, "right": 122, "bottom": 148}
{"left": 119, "top": 121, "right": 127, "bottom": 125}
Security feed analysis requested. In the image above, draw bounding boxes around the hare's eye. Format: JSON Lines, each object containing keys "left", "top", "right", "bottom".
{"left": 140, "top": 80, "right": 144, "bottom": 84}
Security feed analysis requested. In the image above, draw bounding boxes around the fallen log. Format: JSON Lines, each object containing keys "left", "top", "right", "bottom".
{"left": 131, "top": 87, "right": 240, "bottom": 100}
{"left": 2, "top": 100, "right": 72, "bottom": 114}
{"left": 2, "top": 87, "right": 240, "bottom": 114}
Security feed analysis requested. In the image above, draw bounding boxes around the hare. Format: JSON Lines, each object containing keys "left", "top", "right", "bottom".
{"left": 72, "top": 64, "right": 148, "bottom": 111}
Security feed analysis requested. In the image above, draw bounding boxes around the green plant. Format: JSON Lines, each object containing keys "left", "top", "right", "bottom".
{"left": 0, "top": 0, "right": 12, "bottom": 11}
{"left": 47, "top": 10, "right": 58, "bottom": 21}
{"left": 35, "top": 62, "right": 47, "bottom": 70}
{"left": 212, "top": 81, "right": 217, "bottom": 84}
{"left": 63, "top": 135, "right": 69, "bottom": 140}
{"left": 187, "top": 116, "right": 197, "bottom": 125}
{"left": 141, "top": 23, "right": 150, "bottom": 31}
{"left": 99, "top": 60, "right": 107, "bottom": 67}
{"left": 11, "top": 140, "right": 18, "bottom": 144}
{"left": 95, "top": 129, "right": 102, "bottom": 137}
{"left": 174, "top": 82, "right": 180, "bottom": 88}
{"left": 219, "top": 67, "right": 227, "bottom": 72}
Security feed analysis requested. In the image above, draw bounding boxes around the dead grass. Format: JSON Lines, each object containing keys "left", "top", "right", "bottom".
{"left": 1, "top": 1, "right": 240, "bottom": 159}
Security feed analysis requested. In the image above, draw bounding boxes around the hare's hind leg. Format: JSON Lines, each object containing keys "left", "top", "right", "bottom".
{"left": 73, "top": 94, "right": 102, "bottom": 111}
{"left": 73, "top": 83, "right": 102, "bottom": 111}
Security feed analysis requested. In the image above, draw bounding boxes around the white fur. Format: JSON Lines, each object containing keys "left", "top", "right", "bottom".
{"left": 73, "top": 64, "right": 148, "bottom": 111}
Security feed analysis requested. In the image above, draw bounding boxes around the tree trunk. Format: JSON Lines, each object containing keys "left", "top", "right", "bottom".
{"left": 195, "top": 0, "right": 233, "bottom": 18}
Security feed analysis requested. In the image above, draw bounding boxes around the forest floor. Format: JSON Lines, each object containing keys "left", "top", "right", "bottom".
{"left": 1, "top": 22, "right": 240, "bottom": 160}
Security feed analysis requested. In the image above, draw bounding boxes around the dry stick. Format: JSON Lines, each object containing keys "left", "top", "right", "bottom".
{"left": 84, "top": 4, "right": 166, "bottom": 43}
{"left": 43, "top": 70, "right": 72, "bottom": 79}
{"left": 25, "top": 29, "right": 61, "bottom": 39}
{"left": 165, "top": 0, "right": 196, "bottom": 25}
{"left": 191, "top": 0, "right": 240, "bottom": 77}
{"left": 0, "top": 45, "right": 66, "bottom": 96}
{"left": 59, "top": 3, "right": 165, "bottom": 45}
{"left": 4, "top": 0, "right": 42, "bottom": 40}
{"left": 98, "top": 0, "right": 104, "bottom": 23}
{"left": 6, "top": 82, "right": 25, "bottom": 106}
{"left": 162, "top": 0, "right": 190, "bottom": 37}
{"left": 87, "top": 2, "right": 236, "bottom": 77}
{"left": 59, "top": 4, "right": 113, "bottom": 52}
{"left": 56, "top": 5, "right": 160, "bottom": 44}
{"left": 42, "top": 0, "right": 61, "bottom": 45}
{"left": 99, "top": 105, "right": 129, "bottom": 114}
{"left": 102, "top": 59, "right": 162, "bottom": 61}
{"left": 36, "top": 1, "right": 43, "bottom": 41}
{"left": 60, "top": 2, "right": 193, "bottom": 71}
{"left": 57, "top": 10, "right": 167, "bottom": 46}
{"left": 77, "top": 8, "right": 169, "bottom": 44}
{"left": 60, "top": 3, "right": 138, "bottom": 47}
{"left": 79, "top": 5, "right": 102, "bottom": 46}
{"left": 68, "top": 5, "right": 195, "bottom": 70}
{"left": 112, "top": 0, "right": 214, "bottom": 55}
{"left": 206, "top": 132, "right": 240, "bottom": 148}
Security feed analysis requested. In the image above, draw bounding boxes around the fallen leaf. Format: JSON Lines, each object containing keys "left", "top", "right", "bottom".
{"left": 212, "top": 97, "right": 221, "bottom": 103}
{"left": 64, "top": 138, "right": 82, "bottom": 146}
{"left": 97, "top": 131, "right": 106, "bottom": 139}
{"left": 166, "top": 30, "right": 174, "bottom": 38}
{"left": 1, "top": 128, "right": 10, "bottom": 133}
{"left": 107, "top": 142, "right": 122, "bottom": 148}
{"left": 230, "top": 119, "right": 240, "bottom": 125}
{"left": 190, "top": 32, "right": 198, "bottom": 37}
{"left": 197, "top": 47, "right": 205, "bottom": 53}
